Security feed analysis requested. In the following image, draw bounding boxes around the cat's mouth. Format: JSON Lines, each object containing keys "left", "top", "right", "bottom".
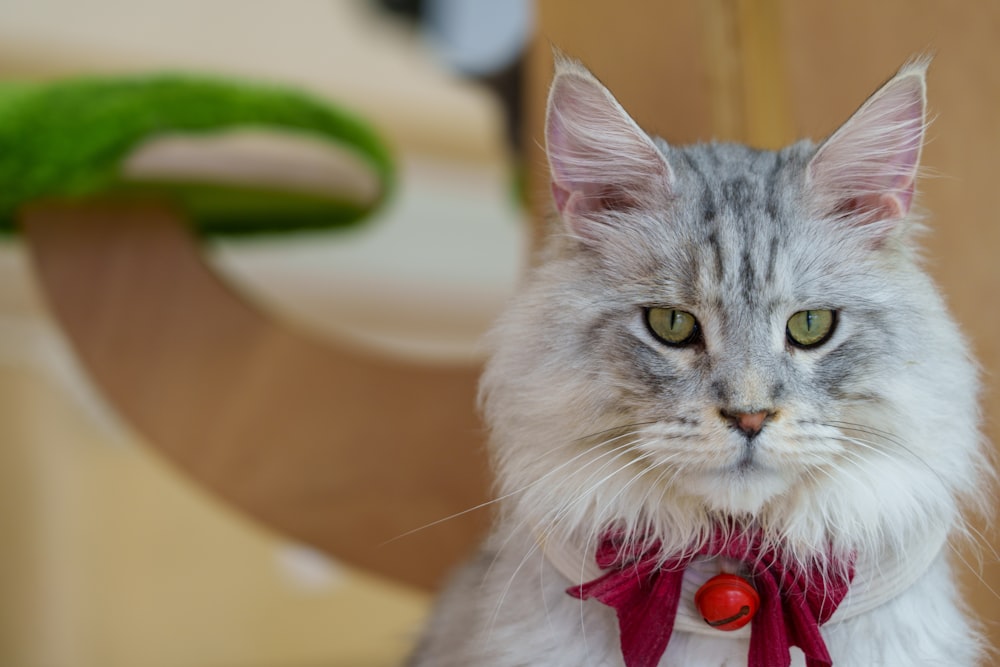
{"left": 732, "top": 434, "right": 775, "bottom": 473}
{"left": 693, "top": 450, "right": 775, "bottom": 479}
{"left": 734, "top": 448, "right": 759, "bottom": 473}
{"left": 700, "top": 436, "right": 787, "bottom": 482}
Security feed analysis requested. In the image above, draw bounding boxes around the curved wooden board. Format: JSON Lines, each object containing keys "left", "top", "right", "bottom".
{"left": 19, "top": 199, "right": 491, "bottom": 590}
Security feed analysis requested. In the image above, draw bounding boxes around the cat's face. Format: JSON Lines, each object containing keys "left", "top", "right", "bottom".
{"left": 482, "top": 57, "right": 980, "bottom": 555}
{"left": 574, "top": 141, "right": 910, "bottom": 514}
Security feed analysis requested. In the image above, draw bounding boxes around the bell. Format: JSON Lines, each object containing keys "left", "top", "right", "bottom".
{"left": 694, "top": 573, "right": 760, "bottom": 631}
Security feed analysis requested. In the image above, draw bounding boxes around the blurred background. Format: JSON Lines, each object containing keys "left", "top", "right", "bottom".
{"left": 0, "top": 2, "right": 527, "bottom": 665}
{"left": 0, "top": 1, "right": 997, "bottom": 666}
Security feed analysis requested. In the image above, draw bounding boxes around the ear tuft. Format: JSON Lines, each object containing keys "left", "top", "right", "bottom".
{"left": 545, "top": 56, "right": 674, "bottom": 240}
{"left": 808, "top": 58, "right": 929, "bottom": 232}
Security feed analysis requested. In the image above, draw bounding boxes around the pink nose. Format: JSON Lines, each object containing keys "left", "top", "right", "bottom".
{"left": 721, "top": 410, "right": 772, "bottom": 438}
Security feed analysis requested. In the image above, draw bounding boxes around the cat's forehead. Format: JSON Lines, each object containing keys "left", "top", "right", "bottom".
{"left": 645, "top": 140, "right": 839, "bottom": 306}
{"left": 662, "top": 140, "right": 815, "bottom": 216}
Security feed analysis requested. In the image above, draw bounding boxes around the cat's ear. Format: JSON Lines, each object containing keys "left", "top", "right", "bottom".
{"left": 545, "top": 56, "right": 674, "bottom": 240}
{"left": 807, "top": 59, "right": 928, "bottom": 233}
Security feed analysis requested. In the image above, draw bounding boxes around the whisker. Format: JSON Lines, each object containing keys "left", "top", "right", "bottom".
{"left": 571, "top": 420, "right": 662, "bottom": 444}
{"left": 591, "top": 449, "right": 667, "bottom": 533}
{"left": 827, "top": 438, "right": 991, "bottom": 562}
{"left": 537, "top": 445, "right": 649, "bottom": 544}
{"left": 830, "top": 431, "right": 950, "bottom": 495}
{"left": 825, "top": 420, "right": 945, "bottom": 476}
{"left": 487, "top": 537, "right": 543, "bottom": 639}
{"left": 382, "top": 427, "right": 649, "bottom": 545}
{"left": 813, "top": 420, "right": 963, "bottom": 507}
{"left": 531, "top": 442, "right": 671, "bottom": 568}
{"left": 536, "top": 539, "right": 559, "bottom": 641}
{"left": 541, "top": 446, "right": 695, "bottom": 575}
{"left": 948, "top": 541, "right": 1000, "bottom": 604}
{"left": 630, "top": 454, "right": 683, "bottom": 538}
{"left": 955, "top": 519, "right": 1000, "bottom": 564}
{"left": 482, "top": 436, "right": 648, "bottom": 583}
{"left": 483, "top": 432, "right": 698, "bottom": 593}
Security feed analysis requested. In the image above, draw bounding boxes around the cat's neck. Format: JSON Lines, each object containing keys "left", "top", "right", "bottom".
{"left": 534, "top": 522, "right": 949, "bottom": 635}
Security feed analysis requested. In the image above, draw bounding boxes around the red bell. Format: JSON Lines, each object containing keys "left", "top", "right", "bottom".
{"left": 694, "top": 573, "right": 760, "bottom": 631}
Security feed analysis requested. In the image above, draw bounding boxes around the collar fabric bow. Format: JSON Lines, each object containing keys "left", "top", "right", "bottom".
{"left": 567, "top": 529, "right": 854, "bottom": 667}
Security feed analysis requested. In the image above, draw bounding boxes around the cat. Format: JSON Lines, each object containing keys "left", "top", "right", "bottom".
{"left": 406, "top": 55, "right": 989, "bottom": 666}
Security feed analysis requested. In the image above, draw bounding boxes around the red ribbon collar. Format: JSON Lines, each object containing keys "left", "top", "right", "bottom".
{"left": 567, "top": 529, "right": 854, "bottom": 667}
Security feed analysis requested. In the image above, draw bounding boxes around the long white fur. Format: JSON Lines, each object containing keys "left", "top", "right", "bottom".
{"left": 406, "top": 57, "right": 990, "bottom": 667}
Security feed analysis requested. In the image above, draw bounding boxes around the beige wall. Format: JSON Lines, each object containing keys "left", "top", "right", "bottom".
{"left": 529, "top": 0, "right": 1000, "bottom": 653}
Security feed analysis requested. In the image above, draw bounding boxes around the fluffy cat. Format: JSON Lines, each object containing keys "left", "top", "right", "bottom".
{"left": 407, "top": 55, "right": 988, "bottom": 666}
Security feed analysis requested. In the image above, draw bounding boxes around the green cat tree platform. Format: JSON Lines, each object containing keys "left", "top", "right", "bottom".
{"left": 5, "top": 74, "right": 488, "bottom": 590}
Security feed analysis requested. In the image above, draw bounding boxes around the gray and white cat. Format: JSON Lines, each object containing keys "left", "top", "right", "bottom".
{"left": 407, "top": 56, "right": 988, "bottom": 666}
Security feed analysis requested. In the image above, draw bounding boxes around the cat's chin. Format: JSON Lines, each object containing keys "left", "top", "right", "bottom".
{"left": 675, "top": 467, "right": 793, "bottom": 515}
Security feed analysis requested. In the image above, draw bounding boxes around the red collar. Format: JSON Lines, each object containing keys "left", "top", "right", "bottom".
{"left": 568, "top": 529, "right": 855, "bottom": 667}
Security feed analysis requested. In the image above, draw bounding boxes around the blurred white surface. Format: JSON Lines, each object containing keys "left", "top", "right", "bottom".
{"left": 211, "top": 154, "right": 526, "bottom": 361}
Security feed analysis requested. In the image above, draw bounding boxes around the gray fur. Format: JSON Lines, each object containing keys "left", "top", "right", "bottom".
{"left": 407, "top": 58, "right": 987, "bottom": 666}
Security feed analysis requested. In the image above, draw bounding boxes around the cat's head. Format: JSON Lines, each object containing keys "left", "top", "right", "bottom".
{"left": 482, "top": 57, "right": 982, "bottom": 559}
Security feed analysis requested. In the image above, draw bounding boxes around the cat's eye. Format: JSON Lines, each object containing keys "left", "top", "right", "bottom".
{"left": 786, "top": 310, "right": 836, "bottom": 348}
{"left": 645, "top": 308, "right": 700, "bottom": 346}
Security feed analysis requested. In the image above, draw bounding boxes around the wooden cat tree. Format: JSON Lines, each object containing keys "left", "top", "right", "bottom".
{"left": 20, "top": 199, "right": 488, "bottom": 591}
{"left": 7, "top": 76, "right": 491, "bottom": 592}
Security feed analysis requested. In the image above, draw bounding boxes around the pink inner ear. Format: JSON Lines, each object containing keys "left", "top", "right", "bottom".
{"left": 809, "top": 68, "right": 926, "bottom": 224}
{"left": 888, "top": 185, "right": 913, "bottom": 216}
{"left": 836, "top": 192, "right": 906, "bottom": 224}
{"left": 544, "top": 67, "right": 673, "bottom": 228}
{"left": 551, "top": 182, "right": 571, "bottom": 215}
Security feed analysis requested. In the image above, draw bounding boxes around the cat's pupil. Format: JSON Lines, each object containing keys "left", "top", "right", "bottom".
{"left": 786, "top": 310, "right": 836, "bottom": 348}
{"left": 645, "top": 308, "right": 699, "bottom": 346}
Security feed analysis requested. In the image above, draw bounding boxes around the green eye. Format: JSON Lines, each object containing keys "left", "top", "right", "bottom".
{"left": 646, "top": 308, "right": 700, "bottom": 346}
{"left": 787, "top": 310, "right": 836, "bottom": 348}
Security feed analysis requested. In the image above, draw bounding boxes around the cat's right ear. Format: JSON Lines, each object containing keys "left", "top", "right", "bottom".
{"left": 545, "top": 56, "right": 674, "bottom": 241}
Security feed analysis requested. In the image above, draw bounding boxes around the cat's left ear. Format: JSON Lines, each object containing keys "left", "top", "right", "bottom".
{"left": 807, "top": 59, "right": 928, "bottom": 233}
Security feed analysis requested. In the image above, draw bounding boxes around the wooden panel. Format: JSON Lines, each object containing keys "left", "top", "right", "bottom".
{"left": 531, "top": 0, "right": 999, "bottom": 651}
{"left": 780, "top": 1, "right": 1000, "bottom": 648}
{"left": 20, "top": 200, "right": 490, "bottom": 591}
{"left": 525, "top": 0, "right": 712, "bottom": 249}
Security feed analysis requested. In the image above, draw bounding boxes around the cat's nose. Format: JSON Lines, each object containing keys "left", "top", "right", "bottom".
{"left": 720, "top": 409, "right": 773, "bottom": 438}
